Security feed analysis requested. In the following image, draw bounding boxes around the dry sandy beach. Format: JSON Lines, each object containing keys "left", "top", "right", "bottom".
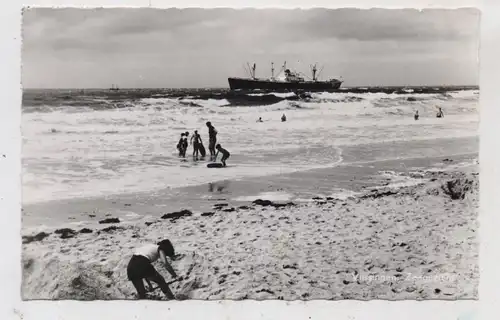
{"left": 22, "top": 157, "right": 478, "bottom": 301}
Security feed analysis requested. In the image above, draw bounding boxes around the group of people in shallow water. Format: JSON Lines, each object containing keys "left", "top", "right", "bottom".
{"left": 414, "top": 107, "right": 444, "bottom": 121}
{"left": 176, "top": 121, "right": 231, "bottom": 167}
{"left": 176, "top": 114, "right": 289, "bottom": 166}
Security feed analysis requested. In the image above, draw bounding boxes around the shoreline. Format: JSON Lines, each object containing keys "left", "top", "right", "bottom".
{"left": 21, "top": 160, "right": 479, "bottom": 300}
{"left": 22, "top": 151, "right": 478, "bottom": 229}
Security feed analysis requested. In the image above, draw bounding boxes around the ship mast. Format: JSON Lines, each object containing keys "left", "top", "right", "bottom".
{"left": 246, "top": 62, "right": 257, "bottom": 79}
{"left": 317, "top": 65, "right": 325, "bottom": 80}
{"left": 311, "top": 63, "right": 318, "bottom": 81}
{"left": 271, "top": 62, "right": 275, "bottom": 80}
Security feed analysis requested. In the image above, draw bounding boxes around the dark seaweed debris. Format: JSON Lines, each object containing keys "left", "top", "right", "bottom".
{"left": 161, "top": 209, "right": 193, "bottom": 221}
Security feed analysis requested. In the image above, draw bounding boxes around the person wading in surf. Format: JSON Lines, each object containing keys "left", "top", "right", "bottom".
{"left": 436, "top": 107, "right": 444, "bottom": 118}
{"left": 190, "top": 130, "right": 203, "bottom": 159}
{"left": 127, "top": 239, "right": 179, "bottom": 300}
{"left": 177, "top": 133, "right": 185, "bottom": 157}
{"left": 206, "top": 122, "right": 218, "bottom": 160}
{"left": 182, "top": 132, "right": 189, "bottom": 157}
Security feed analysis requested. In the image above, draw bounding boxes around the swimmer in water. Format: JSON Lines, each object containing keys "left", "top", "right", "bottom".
{"left": 281, "top": 114, "right": 287, "bottom": 122}
{"left": 257, "top": 117, "right": 263, "bottom": 122}
{"left": 436, "top": 107, "right": 444, "bottom": 118}
{"left": 414, "top": 110, "right": 419, "bottom": 120}
{"left": 215, "top": 144, "right": 230, "bottom": 167}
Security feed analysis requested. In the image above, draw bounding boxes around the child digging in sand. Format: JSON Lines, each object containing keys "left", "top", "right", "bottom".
{"left": 127, "top": 239, "right": 179, "bottom": 300}
{"left": 215, "top": 143, "right": 230, "bottom": 167}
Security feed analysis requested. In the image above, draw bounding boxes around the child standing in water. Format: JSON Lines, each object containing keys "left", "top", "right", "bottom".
{"left": 414, "top": 110, "right": 419, "bottom": 120}
{"left": 182, "top": 132, "right": 189, "bottom": 157}
{"left": 177, "top": 133, "right": 185, "bottom": 157}
{"left": 215, "top": 144, "right": 230, "bottom": 167}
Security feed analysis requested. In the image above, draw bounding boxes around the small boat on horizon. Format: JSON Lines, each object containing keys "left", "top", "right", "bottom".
{"left": 109, "top": 84, "right": 120, "bottom": 91}
{"left": 228, "top": 61, "right": 343, "bottom": 92}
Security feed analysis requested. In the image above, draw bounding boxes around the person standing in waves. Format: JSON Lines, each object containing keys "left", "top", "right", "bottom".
{"left": 177, "top": 133, "right": 185, "bottom": 157}
{"left": 206, "top": 121, "right": 218, "bottom": 160}
{"left": 182, "top": 132, "right": 189, "bottom": 157}
{"left": 190, "top": 130, "right": 203, "bottom": 159}
{"left": 436, "top": 107, "right": 444, "bottom": 118}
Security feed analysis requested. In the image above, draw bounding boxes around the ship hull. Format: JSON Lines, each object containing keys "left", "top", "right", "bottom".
{"left": 228, "top": 77, "right": 342, "bottom": 92}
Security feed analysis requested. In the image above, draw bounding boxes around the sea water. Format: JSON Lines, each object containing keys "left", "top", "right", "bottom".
{"left": 22, "top": 88, "right": 479, "bottom": 204}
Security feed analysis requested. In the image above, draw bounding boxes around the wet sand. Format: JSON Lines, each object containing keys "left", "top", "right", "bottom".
{"left": 22, "top": 151, "right": 477, "bottom": 228}
{"left": 21, "top": 155, "right": 478, "bottom": 301}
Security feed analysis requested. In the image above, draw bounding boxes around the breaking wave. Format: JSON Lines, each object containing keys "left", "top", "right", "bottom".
{"left": 22, "top": 87, "right": 478, "bottom": 204}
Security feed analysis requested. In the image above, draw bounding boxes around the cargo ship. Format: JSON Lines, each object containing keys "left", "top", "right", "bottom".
{"left": 228, "top": 62, "right": 342, "bottom": 92}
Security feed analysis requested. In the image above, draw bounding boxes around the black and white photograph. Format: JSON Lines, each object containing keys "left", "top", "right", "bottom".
{"left": 21, "top": 7, "right": 479, "bottom": 301}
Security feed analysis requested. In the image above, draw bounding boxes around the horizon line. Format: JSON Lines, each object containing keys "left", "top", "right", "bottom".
{"left": 22, "top": 84, "right": 480, "bottom": 90}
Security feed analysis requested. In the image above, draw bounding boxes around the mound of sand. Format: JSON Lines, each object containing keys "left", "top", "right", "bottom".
{"left": 22, "top": 253, "right": 125, "bottom": 300}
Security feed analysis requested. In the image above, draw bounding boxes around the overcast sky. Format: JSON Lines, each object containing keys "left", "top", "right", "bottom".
{"left": 22, "top": 8, "right": 479, "bottom": 88}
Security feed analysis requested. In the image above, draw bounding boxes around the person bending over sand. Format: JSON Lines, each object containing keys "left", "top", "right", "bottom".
{"left": 215, "top": 143, "right": 230, "bottom": 167}
{"left": 127, "top": 239, "right": 179, "bottom": 300}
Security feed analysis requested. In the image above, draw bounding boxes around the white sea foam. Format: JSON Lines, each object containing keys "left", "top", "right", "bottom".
{"left": 179, "top": 98, "right": 230, "bottom": 108}
{"left": 247, "top": 92, "right": 296, "bottom": 98}
{"left": 373, "top": 170, "right": 430, "bottom": 191}
{"left": 367, "top": 180, "right": 427, "bottom": 191}
{"left": 232, "top": 191, "right": 294, "bottom": 202}
{"left": 22, "top": 90, "right": 478, "bottom": 204}
{"left": 328, "top": 189, "right": 363, "bottom": 200}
